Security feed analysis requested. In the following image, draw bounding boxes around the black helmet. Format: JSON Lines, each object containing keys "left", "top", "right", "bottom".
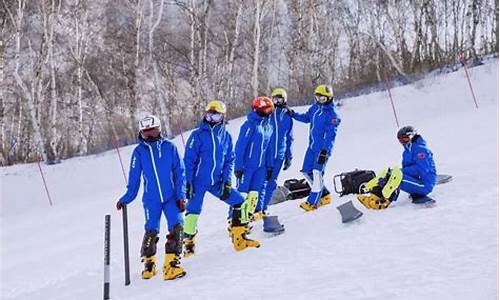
{"left": 397, "top": 126, "right": 417, "bottom": 144}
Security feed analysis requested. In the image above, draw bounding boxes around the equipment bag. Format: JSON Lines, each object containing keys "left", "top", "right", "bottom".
{"left": 333, "top": 169, "right": 376, "bottom": 196}
{"left": 284, "top": 179, "right": 311, "bottom": 200}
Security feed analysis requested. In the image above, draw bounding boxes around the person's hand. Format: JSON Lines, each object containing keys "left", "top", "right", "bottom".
{"left": 219, "top": 182, "right": 232, "bottom": 201}
{"left": 317, "top": 149, "right": 328, "bottom": 165}
{"left": 116, "top": 200, "right": 124, "bottom": 210}
{"left": 266, "top": 169, "right": 273, "bottom": 180}
{"left": 283, "top": 158, "right": 292, "bottom": 171}
{"left": 234, "top": 170, "right": 243, "bottom": 179}
{"left": 176, "top": 199, "right": 186, "bottom": 212}
{"left": 186, "top": 183, "right": 194, "bottom": 199}
{"left": 285, "top": 107, "right": 295, "bottom": 116}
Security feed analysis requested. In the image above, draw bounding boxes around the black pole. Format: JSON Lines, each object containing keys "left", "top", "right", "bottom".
{"left": 103, "top": 215, "right": 111, "bottom": 300}
{"left": 122, "top": 206, "right": 131, "bottom": 286}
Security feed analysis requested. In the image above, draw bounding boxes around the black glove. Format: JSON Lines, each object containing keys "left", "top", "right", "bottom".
{"left": 266, "top": 169, "right": 273, "bottom": 180}
{"left": 186, "top": 183, "right": 194, "bottom": 199}
{"left": 283, "top": 158, "right": 292, "bottom": 171}
{"left": 234, "top": 170, "right": 243, "bottom": 180}
{"left": 176, "top": 199, "right": 186, "bottom": 212}
{"left": 285, "top": 107, "right": 295, "bottom": 116}
{"left": 219, "top": 182, "right": 232, "bottom": 201}
{"left": 116, "top": 200, "right": 124, "bottom": 210}
{"left": 317, "top": 149, "right": 328, "bottom": 165}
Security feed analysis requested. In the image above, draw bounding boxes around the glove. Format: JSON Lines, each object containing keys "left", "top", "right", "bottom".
{"left": 219, "top": 182, "right": 232, "bottom": 201}
{"left": 234, "top": 170, "right": 243, "bottom": 180}
{"left": 283, "top": 158, "right": 292, "bottom": 171}
{"left": 176, "top": 199, "right": 186, "bottom": 212}
{"left": 285, "top": 107, "right": 295, "bottom": 116}
{"left": 266, "top": 169, "right": 273, "bottom": 180}
{"left": 317, "top": 149, "right": 328, "bottom": 165}
{"left": 116, "top": 200, "right": 124, "bottom": 210}
{"left": 186, "top": 183, "right": 194, "bottom": 199}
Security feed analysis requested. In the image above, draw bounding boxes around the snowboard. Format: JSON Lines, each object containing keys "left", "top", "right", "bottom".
{"left": 336, "top": 200, "right": 363, "bottom": 223}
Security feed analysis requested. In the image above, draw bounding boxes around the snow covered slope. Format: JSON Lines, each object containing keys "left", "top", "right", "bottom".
{"left": 1, "top": 60, "right": 498, "bottom": 300}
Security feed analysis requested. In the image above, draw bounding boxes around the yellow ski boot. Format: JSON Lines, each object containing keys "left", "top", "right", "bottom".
{"left": 163, "top": 253, "right": 186, "bottom": 280}
{"left": 299, "top": 201, "right": 317, "bottom": 211}
{"left": 183, "top": 234, "right": 196, "bottom": 258}
{"left": 251, "top": 211, "right": 266, "bottom": 222}
{"left": 231, "top": 226, "right": 260, "bottom": 252}
{"left": 141, "top": 256, "right": 157, "bottom": 279}
{"left": 318, "top": 191, "right": 332, "bottom": 207}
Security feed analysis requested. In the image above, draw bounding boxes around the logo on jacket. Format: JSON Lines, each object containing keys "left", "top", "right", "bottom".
{"left": 417, "top": 153, "right": 426, "bottom": 159}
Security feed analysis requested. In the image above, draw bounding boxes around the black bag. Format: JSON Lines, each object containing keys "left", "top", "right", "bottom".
{"left": 284, "top": 179, "right": 311, "bottom": 200}
{"left": 333, "top": 169, "right": 376, "bottom": 196}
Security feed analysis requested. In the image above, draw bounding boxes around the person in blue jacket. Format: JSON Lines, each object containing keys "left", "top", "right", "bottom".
{"left": 357, "top": 126, "right": 437, "bottom": 210}
{"left": 289, "top": 85, "right": 341, "bottom": 211}
{"left": 116, "top": 115, "right": 186, "bottom": 281}
{"left": 234, "top": 96, "right": 274, "bottom": 220}
{"left": 183, "top": 100, "right": 260, "bottom": 255}
{"left": 254, "top": 88, "right": 294, "bottom": 219}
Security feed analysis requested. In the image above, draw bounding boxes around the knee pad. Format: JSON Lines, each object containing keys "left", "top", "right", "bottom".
{"left": 141, "top": 230, "right": 159, "bottom": 257}
{"left": 165, "top": 224, "right": 183, "bottom": 255}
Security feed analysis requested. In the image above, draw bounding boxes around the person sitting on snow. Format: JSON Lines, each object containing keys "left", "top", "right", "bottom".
{"left": 183, "top": 100, "right": 260, "bottom": 255}
{"left": 357, "top": 126, "right": 437, "bottom": 209}
{"left": 288, "top": 84, "right": 341, "bottom": 211}
{"left": 116, "top": 115, "right": 186, "bottom": 280}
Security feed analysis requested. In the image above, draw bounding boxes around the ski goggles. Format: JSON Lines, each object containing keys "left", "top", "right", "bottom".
{"left": 272, "top": 96, "right": 286, "bottom": 106}
{"left": 398, "top": 135, "right": 413, "bottom": 145}
{"left": 205, "top": 111, "right": 224, "bottom": 123}
{"left": 140, "top": 126, "right": 160, "bottom": 140}
{"left": 314, "top": 94, "right": 329, "bottom": 103}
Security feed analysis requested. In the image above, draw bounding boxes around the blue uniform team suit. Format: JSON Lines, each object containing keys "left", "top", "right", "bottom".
{"left": 234, "top": 111, "right": 273, "bottom": 194}
{"left": 292, "top": 102, "right": 340, "bottom": 205}
{"left": 184, "top": 120, "right": 244, "bottom": 215}
{"left": 257, "top": 107, "right": 293, "bottom": 213}
{"left": 119, "top": 137, "right": 185, "bottom": 232}
{"left": 400, "top": 135, "right": 437, "bottom": 197}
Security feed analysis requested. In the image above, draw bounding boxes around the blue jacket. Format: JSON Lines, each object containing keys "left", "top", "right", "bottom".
{"left": 266, "top": 107, "right": 294, "bottom": 162}
{"left": 234, "top": 111, "right": 273, "bottom": 171}
{"left": 184, "top": 120, "right": 234, "bottom": 187}
{"left": 292, "top": 102, "right": 340, "bottom": 155}
{"left": 120, "top": 137, "right": 186, "bottom": 205}
{"left": 402, "top": 135, "right": 437, "bottom": 186}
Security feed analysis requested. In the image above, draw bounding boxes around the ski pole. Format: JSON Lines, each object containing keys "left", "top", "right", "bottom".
{"left": 383, "top": 70, "right": 400, "bottom": 128}
{"left": 460, "top": 53, "right": 479, "bottom": 109}
{"left": 122, "top": 205, "right": 131, "bottom": 286}
{"left": 35, "top": 153, "right": 53, "bottom": 206}
{"left": 112, "top": 133, "right": 127, "bottom": 183}
{"left": 103, "top": 214, "right": 111, "bottom": 300}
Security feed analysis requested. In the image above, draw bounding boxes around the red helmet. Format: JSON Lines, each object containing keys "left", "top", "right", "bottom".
{"left": 252, "top": 96, "right": 274, "bottom": 117}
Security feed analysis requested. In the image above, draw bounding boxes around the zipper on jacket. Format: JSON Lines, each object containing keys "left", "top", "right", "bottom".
{"left": 147, "top": 142, "right": 165, "bottom": 202}
{"left": 310, "top": 108, "right": 321, "bottom": 149}
{"left": 249, "top": 142, "right": 254, "bottom": 159}
{"left": 210, "top": 127, "right": 217, "bottom": 185}
{"left": 274, "top": 111, "right": 278, "bottom": 160}
{"left": 259, "top": 123, "right": 266, "bottom": 167}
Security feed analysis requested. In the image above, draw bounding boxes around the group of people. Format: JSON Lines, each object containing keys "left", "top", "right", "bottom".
{"left": 115, "top": 84, "right": 437, "bottom": 281}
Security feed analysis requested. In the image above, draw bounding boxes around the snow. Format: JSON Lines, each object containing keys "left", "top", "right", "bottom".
{"left": 1, "top": 60, "right": 498, "bottom": 300}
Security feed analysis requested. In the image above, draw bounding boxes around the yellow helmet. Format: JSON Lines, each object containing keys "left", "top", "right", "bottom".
{"left": 271, "top": 88, "right": 287, "bottom": 106}
{"left": 314, "top": 84, "right": 334, "bottom": 98}
{"left": 205, "top": 100, "right": 227, "bottom": 114}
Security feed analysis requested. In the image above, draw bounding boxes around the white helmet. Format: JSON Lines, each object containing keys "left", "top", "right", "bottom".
{"left": 139, "top": 115, "right": 161, "bottom": 132}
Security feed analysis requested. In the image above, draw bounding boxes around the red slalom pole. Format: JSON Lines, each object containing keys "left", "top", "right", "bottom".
{"left": 112, "top": 132, "right": 127, "bottom": 183}
{"left": 460, "top": 53, "right": 479, "bottom": 109}
{"left": 383, "top": 70, "right": 400, "bottom": 128}
{"left": 35, "top": 153, "right": 53, "bottom": 206}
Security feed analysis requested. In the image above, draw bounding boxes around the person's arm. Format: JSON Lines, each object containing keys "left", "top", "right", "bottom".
{"left": 285, "top": 120, "right": 294, "bottom": 161}
{"left": 119, "top": 148, "right": 142, "bottom": 205}
{"left": 291, "top": 106, "right": 313, "bottom": 123}
{"left": 234, "top": 121, "right": 254, "bottom": 172}
{"left": 183, "top": 132, "right": 200, "bottom": 186}
{"left": 321, "top": 113, "right": 341, "bottom": 155}
{"left": 172, "top": 144, "right": 186, "bottom": 200}
{"left": 222, "top": 133, "right": 235, "bottom": 184}
{"left": 413, "top": 148, "right": 435, "bottom": 177}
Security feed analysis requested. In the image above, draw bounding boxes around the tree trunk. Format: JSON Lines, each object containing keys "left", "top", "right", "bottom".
{"left": 252, "top": 0, "right": 261, "bottom": 98}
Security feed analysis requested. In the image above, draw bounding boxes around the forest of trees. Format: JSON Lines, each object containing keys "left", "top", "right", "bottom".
{"left": 1, "top": 0, "right": 498, "bottom": 165}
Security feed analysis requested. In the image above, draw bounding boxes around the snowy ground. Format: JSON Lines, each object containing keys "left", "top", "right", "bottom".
{"left": 1, "top": 60, "right": 498, "bottom": 300}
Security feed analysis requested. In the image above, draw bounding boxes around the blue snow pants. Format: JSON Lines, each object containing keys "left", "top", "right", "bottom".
{"left": 301, "top": 148, "right": 328, "bottom": 206}
{"left": 257, "top": 158, "right": 284, "bottom": 213}
{"left": 186, "top": 183, "right": 245, "bottom": 215}
{"left": 237, "top": 167, "right": 267, "bottom": 194}
{"left": 400, "top": 173, "right": 434, "bottom": 198}
{"left": 143, "top": 199, "right": 183, "bottom": 232}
